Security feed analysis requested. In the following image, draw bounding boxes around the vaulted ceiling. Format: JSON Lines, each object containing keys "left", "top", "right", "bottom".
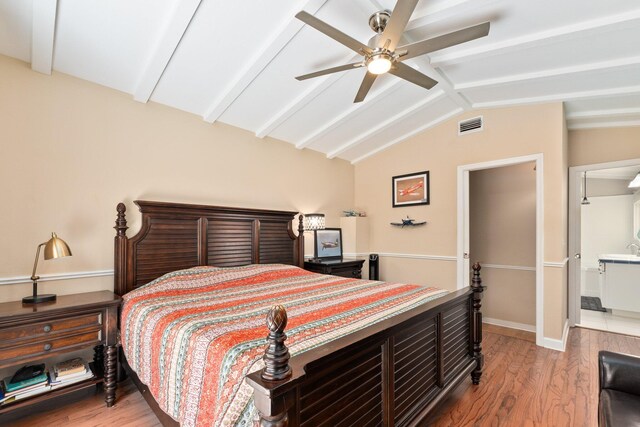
{"left": 2, "top": 0, "right": 640, "bottom": 163}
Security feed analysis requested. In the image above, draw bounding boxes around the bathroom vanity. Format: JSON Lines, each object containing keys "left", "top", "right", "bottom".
{"left": 600, "top": 254, "right": 640, "bottom": 318}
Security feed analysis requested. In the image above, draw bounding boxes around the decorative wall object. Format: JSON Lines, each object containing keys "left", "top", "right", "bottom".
{"left": 313, "top": 228, "right": 343, "bottom": 259}
{"left": 390, "top": 217, "right": 427, "bottom": 228}
{"left": 392, "top": 171, "right": 430, "bottom": 207}
{"left": 342, "top": 210, "right": 366, "bottom": 217}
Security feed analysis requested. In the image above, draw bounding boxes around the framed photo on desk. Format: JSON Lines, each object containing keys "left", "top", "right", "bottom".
{"left": 313, "top": 228, "right": 343, "bottom": 259}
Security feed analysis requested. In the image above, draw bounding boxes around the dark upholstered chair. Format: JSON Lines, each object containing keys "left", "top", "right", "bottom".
{"left": 599, "top": 351, "right": 640, "bottom": 426}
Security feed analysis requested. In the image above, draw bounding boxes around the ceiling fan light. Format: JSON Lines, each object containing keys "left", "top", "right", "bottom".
{"left": 367, "top": 55, "right": 392, "bottom": 74}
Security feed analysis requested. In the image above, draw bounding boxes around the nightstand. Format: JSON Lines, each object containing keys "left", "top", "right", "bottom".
{"left": 0, "top": 291, "right": 121, "bottom": 414}
{"left": 304, "top": 258, "right": 365, "bottom": 279}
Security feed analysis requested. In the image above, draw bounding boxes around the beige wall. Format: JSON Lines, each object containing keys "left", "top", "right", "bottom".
{"left": 569, "top": 127, "right": 640, "bottom": 166}
{"left": 0, "top": 55, "right": 354, "bottom": 302}
{"left": 355, "top": 102, "right": 568, "bottom": 339}
{"left": 470, "top": 163, "right": 536, "bottom": 327}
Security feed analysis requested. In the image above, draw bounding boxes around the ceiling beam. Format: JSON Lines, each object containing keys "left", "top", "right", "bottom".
{"left": 255, "top": 52, "right": 359, "bottom": 139}
{"left": 456, "top": 56, "right": 640, "bottom": 90}
{"left": 566, "top": 108, "right": 640, "bottom": 120}
{"left": 351, "top": 107, "right": 463, "bottom": 164}
{"left": 133, "top": 0, "right": 202, "bottom": 102}
{"left": 294, "top": 77, "right": 402, "bottom": 149}
{"left": 327, "top": 89, "right": 446, "bottom": 159}
{"left": 203, "top": 0, "right": 328, "bottom": 124}
{"left": 31, "top": 0, "right": 57, "bottom": 75}
{"left": 473, "top": 85, "right": 640, "bottom": 109}
{"left": 369, "top": 0, "right": 481, "bottom": 30}
{"left": 567, "top": 120, "right": 640, "bottom": 130}
{"left": 431, "top": 8, "right": 640, "bottom": 66}
{"left": 416, "top": 62, "right": 471, "bottom": 110}
{"left": 404, "top": 0, "right": 498, "bottom": 32}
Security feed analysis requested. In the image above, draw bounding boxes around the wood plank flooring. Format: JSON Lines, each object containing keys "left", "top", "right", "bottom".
{"left": 3, "top": 325, "right": 639, "bottom": 427}
{"left": 425, "top": 325, "right": 640, "bottom": 426}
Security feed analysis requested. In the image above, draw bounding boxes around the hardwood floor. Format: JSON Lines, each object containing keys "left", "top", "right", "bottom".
{"left": 425, "top": 325, "right": 640, "bottom": 426}
{"left": 3, "top": 325, "right": 639, "bottom": 427}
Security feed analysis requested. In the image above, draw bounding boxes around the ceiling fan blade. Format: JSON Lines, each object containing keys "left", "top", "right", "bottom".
{"left": 296, "top": 62, "right": 364, "bottom": 81}
{"left": 398, "top": 22, "right": 490, "bottom": 61}
{"left": 380, "top": 0, "right": 419, "bottom": 51}
{"left": 354, "top": 72, "right": 378, "bottom": 103}
{"left": 296, "top": 11, "right": 371, "bottom": 55}
{"left": 389, "top": 62, "right": 438, "bottom": 90}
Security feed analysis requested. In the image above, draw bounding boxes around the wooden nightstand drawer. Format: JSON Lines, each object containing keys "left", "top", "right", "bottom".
{"left": 0, "top": 312, "right": 102, "bottom": 342}
{"left": 0, "top": 329, "right": 102, "bottom": 364}
{"left": 304, "top": 258, "right": 365, "bottom": 279}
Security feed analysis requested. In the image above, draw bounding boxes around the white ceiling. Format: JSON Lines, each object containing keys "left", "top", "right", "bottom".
{"left": 3, "top": 0, "right": 640, "bottom": 163}
{"left": 589, "top": 165, "right": 640, "bottom": 180}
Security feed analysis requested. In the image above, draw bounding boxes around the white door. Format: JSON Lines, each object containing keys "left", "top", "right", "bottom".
{"left": 463, "top": 170, "right": 471, "bottom": 287}
{"left": 568, "top": 169, "right": 582, "bottom": 327}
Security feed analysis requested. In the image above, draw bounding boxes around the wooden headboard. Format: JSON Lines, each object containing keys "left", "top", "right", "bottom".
{"left": 113, "top": 200, "right": 304, "bottom": 296}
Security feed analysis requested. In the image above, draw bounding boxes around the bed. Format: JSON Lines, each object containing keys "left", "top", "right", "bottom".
{"left": 113, "top": 200, "right": 485, "bottom": 426}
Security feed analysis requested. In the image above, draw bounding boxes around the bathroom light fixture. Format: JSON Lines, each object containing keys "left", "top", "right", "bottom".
{"left": 581, "top": 171, "right": 590, "bottom": 205}
{"left": 629, "top": 172, "right": 640, "bottom": 188}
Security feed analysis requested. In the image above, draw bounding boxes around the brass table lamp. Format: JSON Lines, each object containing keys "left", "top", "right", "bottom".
{"left": 25, "top": 232, "right": 72, "bottom": 304}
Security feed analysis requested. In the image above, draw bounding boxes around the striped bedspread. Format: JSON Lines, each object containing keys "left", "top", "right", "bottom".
{"left": 121, "top": 264, "right": 448, "bottom": 427}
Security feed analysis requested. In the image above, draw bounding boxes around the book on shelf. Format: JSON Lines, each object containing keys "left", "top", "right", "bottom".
{"left": 2, "top": 371, "right": 48, "bottom": 393}
{"left": 0, "top": 378, "right": 51, "bottom": 405}
{"left": 12, "top": 383, "right": 50, "bottom": 400}
{"left": 50, "top": 364, "right": 94, "bottom": 388}
{"left": 53, "top": 357, "right": 86, "bottom": 378}
{"left": 3, "top": 380, "right": 48, "bottom": 398}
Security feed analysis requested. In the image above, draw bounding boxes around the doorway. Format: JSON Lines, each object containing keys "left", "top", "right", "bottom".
{"left": 458, "top": 154, "right": 544, "bottom": 346}
{"left": 569, "top": 158, "right": 640, "bottom": 336}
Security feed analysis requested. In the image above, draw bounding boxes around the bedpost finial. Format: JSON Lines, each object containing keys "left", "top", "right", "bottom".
{"left": 266, "top": 305, "right": 288, "bottom": 334}
{"left": 115, "top": 202, "right": 129, "bottom": 236}
{"left": 472, "top": 262, "right": 482, "bottom": 289}
{"left": 298, "top": 214, "right": 304, "bottom": 234}
{"left": 262, "top": 305, "right": 292, "bottom": 382}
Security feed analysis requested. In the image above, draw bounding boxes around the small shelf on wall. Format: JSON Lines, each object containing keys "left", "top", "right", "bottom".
{"left": 340, "top": 216, "right": 369, "bottom": 256}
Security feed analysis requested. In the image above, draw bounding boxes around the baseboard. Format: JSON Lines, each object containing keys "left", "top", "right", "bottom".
{"left": 483, "top": 317, "right": 535, "bottom": 332}
{"left": 542, "top": 319, "right": 570, "bottom": 352}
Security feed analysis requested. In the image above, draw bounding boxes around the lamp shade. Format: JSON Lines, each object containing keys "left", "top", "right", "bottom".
{"left": 43, "top": 232, "right": 72, "bottom": 260}
{"left": 629, "top": 173, "right": 640, "bottom": 189}
{"left": 304, "top": 213, "right": 325, "bottom": 231}
{"left": 25, "top": 232, "right": 72, "bottom": 304}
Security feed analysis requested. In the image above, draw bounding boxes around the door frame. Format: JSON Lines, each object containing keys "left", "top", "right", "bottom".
{"left": 568, "top": 157, "right": 640, "bottom": 327}
{"left": 457, "top": 154, "right": 544, "bottom": 346}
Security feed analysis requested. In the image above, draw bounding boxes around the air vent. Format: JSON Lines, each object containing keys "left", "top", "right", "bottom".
{"left": 458, "top": 116, "right": 483, "bottom": 135}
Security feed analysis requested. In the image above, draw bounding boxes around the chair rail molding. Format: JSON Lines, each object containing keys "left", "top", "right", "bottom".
{"left": 0, "top": 270, "right": 114, "bottom": 286}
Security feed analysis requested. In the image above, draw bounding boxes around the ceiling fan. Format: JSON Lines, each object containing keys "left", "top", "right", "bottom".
{"left": 295, "top": 0, "right": 490, "bottom": 103}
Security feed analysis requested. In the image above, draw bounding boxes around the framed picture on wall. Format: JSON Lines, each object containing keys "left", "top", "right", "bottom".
{"left": 392, "top": 171, "right": 430, "bottom": 207}
{"left": 314, "top": 228, "right": 343, "bottom": 259}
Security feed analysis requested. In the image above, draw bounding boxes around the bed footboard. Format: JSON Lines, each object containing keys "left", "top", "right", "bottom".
{"left": 247, "top": 263, "right": 485, "bottom": 427}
